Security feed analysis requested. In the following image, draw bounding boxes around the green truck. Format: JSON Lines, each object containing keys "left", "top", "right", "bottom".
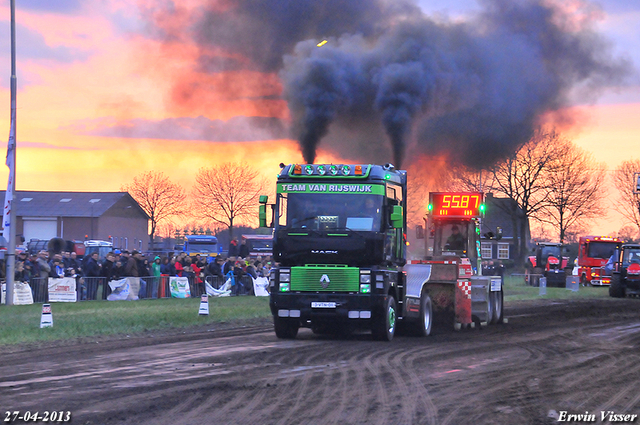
{"left": 259, "top": 163, "right": 504, "bottom": 341}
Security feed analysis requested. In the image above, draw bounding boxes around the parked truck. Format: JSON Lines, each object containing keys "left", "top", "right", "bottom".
{"left": 259, "top": 163, "right": 503, "bottom": 341}
{"left": 183, "top": 235, "right": 219, "bottom": 262}
{"left": 577, "top": 236, "right": 622, "bottom": 286}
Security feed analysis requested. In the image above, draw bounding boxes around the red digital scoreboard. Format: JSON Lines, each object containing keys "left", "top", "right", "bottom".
{"left": 429, "top": 192, "right": 484, "bottom": 217}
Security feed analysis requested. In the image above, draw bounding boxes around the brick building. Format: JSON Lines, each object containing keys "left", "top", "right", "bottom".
{"left": 1, "top": 191, "right": 149, "bottom": 251}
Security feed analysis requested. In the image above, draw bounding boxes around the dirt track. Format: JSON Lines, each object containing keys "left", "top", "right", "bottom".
{"left": 2, "top": 298, "right": 640, "bottom": 425}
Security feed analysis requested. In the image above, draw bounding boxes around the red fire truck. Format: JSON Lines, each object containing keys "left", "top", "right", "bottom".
{"left": 577, "top": 236, "right": 623, "bottom": 286}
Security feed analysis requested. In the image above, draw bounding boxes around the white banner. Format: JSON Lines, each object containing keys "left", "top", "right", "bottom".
{"left": 170, "top": 276, "right": 191, "bottom": 298}
{"left": 252, "top": 277, "right": 269, "bottom": 297}
{"left": 2, "top": 282, "right": 34, "bottom": 305}
{"left": 48, "top": 277, "right": 77, "bottom": 302}
{"left": 107, "top": 277, "right": 140, "bottom": 301}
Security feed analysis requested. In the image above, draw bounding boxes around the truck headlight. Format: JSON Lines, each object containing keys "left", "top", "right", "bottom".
{"left": 279, "top": 282, "right": 290, "bottom": 292}
{"left": 360, "top": 273, "right": 371, "bottom": 284}
{"left": 360, "top": 284, "right": 371, "bottom": 294}
{"left": 280, "top": 273, "right": 290, "bottom": 283}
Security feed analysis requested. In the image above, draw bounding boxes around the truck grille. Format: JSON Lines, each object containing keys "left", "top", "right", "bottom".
{"left": 290, "top": 265, "right": 359, "bottom": 292}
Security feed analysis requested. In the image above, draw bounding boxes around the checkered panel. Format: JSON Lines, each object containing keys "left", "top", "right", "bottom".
{"left": 457, "top": 281, "right": 472, "bottom": 299}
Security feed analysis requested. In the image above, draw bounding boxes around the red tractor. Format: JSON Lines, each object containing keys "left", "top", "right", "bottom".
{"left": 609, "top": 244, "right": 640, "bottom": 298}
{"left": 526, "top": 242, "right": 571, "bottom": 287}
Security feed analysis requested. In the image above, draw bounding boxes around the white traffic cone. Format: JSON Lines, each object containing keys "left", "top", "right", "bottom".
{"left": 40, "top": 303, "right": 53, "bottom": 328}
{"left": 198, "top": 294, "right": 209, "bottom": 315}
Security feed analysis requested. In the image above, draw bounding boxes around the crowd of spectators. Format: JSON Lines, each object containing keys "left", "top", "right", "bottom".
{"left": 1, "top": 247, "right": 273, "bottom": 299}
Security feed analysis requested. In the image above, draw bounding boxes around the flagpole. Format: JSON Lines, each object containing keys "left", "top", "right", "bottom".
{"left": 4, "top": 0, "right": 17, "bottom": 305}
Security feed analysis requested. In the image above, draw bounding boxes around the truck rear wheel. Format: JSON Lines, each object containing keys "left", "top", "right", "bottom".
{"left": 274, "top": 316, "right": 299, "bottom": 339}
{"left": 372, "top": 295, "right": 396, "bottom": 341}
{"left": 415, "top": 292, "right": 433, "bottom": 337}
{"left": 609, "top": 274, "right": 625, "bottom": 298}
{"left": 490, "top": 289, "right": 504, "bottom": 324}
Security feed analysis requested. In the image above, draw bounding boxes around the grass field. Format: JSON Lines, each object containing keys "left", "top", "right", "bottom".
{"left": 0, "top": 296, "right": 272, "bottom": 347}
{"left": 503, "top": 273, "right": 610, "bottom": 301}
{"left": 0, "top": 275, "right": 612, "bottom": 347}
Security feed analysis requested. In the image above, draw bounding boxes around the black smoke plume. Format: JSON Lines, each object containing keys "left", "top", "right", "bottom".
{"left": 149, "top": 0, "right": 631, "bottom": 169}
{"left": 279, "top": 0, "right": 631, "bottom": 169}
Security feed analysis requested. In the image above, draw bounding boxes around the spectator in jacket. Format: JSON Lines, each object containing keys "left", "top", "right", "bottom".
{"left": 124, "top": 250, "right": 140, "bottom": 277}
{"left": 83, "top": 252, "right": 102, "bottom": 300}
{"left": 101, "top": 252, "right": 118, "bottom": 281}
{"left": 160, "top": 256, "right": 174, "bottom": 275}
{"left": 224, "top": 256, "right": 235, "bottom": 275}
{"left": 228, "top": 238, "right": 239, "bottom": 257}
{"left": 239, "top": 239, "right": 249, "bottom": 259}
{"left": 49, "top": 258, "right": 65, "bottom": 278}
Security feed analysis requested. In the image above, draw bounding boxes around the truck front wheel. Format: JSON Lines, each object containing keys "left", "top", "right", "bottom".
{"left": 416, "top": 292, "right": 433, "bottom": 337}
{"left": 609, "top": 274, "right": 625, "bottom": 298}
{"left": 372, "top": 295, "right": 396, "bottom": 341}
{"left": 274, "top": 316, "right": 299, "bottom": 339}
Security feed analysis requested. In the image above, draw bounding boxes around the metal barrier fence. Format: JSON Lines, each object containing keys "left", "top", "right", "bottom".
{"left": 3, "top": 274, "right": 260, "bottom": 303}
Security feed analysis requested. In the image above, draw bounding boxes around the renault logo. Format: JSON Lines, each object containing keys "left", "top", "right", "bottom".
{"left": 320, "top": 274, "right": 330, "bottom": 289}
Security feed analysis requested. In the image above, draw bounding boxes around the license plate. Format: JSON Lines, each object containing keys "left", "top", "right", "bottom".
{"left": 311, "top": 302, "right": 336, "bottom": 308}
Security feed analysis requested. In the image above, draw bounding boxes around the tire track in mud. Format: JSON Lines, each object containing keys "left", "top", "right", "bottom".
{"left": 6, "top": 300, "right": 640, "bottom": 425}
{"left": 383, "top": 344, "right": 439, "bottom": 425}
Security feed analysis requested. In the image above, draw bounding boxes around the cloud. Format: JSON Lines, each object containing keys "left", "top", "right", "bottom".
{"left": 145, "top": 0, "right": 421, "bottom": 73}
{"left": 70, "top": 115, "right": 289, "bottom": 142}
{"left": 17, "top": 141, "right": 96, "bottom": 150}
{"left": 0, "top": 22, "right": 89, "bottom": 64}
{"left": 280, "top": 0, "right": 633, "bottom": 168}
{"left": 18, "top": 0, "right": 83, "bottom": 14}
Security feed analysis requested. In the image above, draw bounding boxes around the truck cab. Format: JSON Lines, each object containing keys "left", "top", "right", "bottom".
{"left": 577, "top": 236, "right": 622, "bottom": 286}
{"left": 426, "top": 192, "right": 484, "bottom": 276}
{"left": 261, "top": 163, "right": 407, "bottom": 340}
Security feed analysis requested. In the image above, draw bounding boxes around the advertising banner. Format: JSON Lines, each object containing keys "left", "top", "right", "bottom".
{"left": 48, "top": 277, "right": 77, "bottom": 302}
{"left": 107, "top": 277, "right": 140, "bottom": 301}
{"left": 170, "top": 277, "right": 191, "bottom": 298}
{"left": 1, "top": 282, "right": 34, "bottom": 305}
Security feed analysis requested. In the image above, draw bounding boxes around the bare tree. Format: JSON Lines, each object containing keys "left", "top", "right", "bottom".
{"left": 540, "top": 141, "right": 606, "bottom": 243}
{"left": 612, "top": 159, "right": 640, "bottom": 234}
{"left": 448, "top": 165, "right": 496, "bottom": 193}
{"left": 616, "top": 225, "right": 639, "bottom": 243}
{"left": 490, "top": 128, "right": 566, "bottom": 266}
{"left": 121, "top": 171, "right": 186, "bottom": 249}
{"left": 192, "top": 162, "right": 268, "bottom": 240}
{"left": 405, "top": 158, "right": 454, "bottom": 228}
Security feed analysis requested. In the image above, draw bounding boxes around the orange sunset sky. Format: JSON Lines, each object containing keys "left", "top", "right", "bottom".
{"left": 0, "top": 0, "right": 638, "bottom": 236}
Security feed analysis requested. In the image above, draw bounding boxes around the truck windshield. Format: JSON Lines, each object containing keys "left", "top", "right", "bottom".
{"left": 540, "top": 245, "right": 561, "bottom": 260}
{"left": 187, "top": 242, "right": 217, "bottom": 253}
{"left": 587, "top": 242, "right": 618, "bottom": 259}
{"left": 434, "top": 222, "right": 469, "bottom": 255}
{"left": 622, "top": 248, "right": 640, "bottom": 266}
{"left": 283, "top": 193, "right": 383, "bottom": 232}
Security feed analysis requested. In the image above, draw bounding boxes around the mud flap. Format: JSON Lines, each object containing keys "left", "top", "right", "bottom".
{"left": 455, "top": 280, "right": 472, "bottom": 326}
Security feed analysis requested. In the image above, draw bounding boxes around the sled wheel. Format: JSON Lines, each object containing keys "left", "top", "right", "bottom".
{"left": 415, "top": 292, "right": 433, "bottom": 337}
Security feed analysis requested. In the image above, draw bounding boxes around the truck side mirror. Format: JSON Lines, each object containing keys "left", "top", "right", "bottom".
{"left": 390, "top": 205, "right": 403, "bottom": 229}
{"left": 416, "top": 225, "right": 424, "bottom": 239}
{"left": 258, "top": 195, "right": 269, "bottom": 228}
